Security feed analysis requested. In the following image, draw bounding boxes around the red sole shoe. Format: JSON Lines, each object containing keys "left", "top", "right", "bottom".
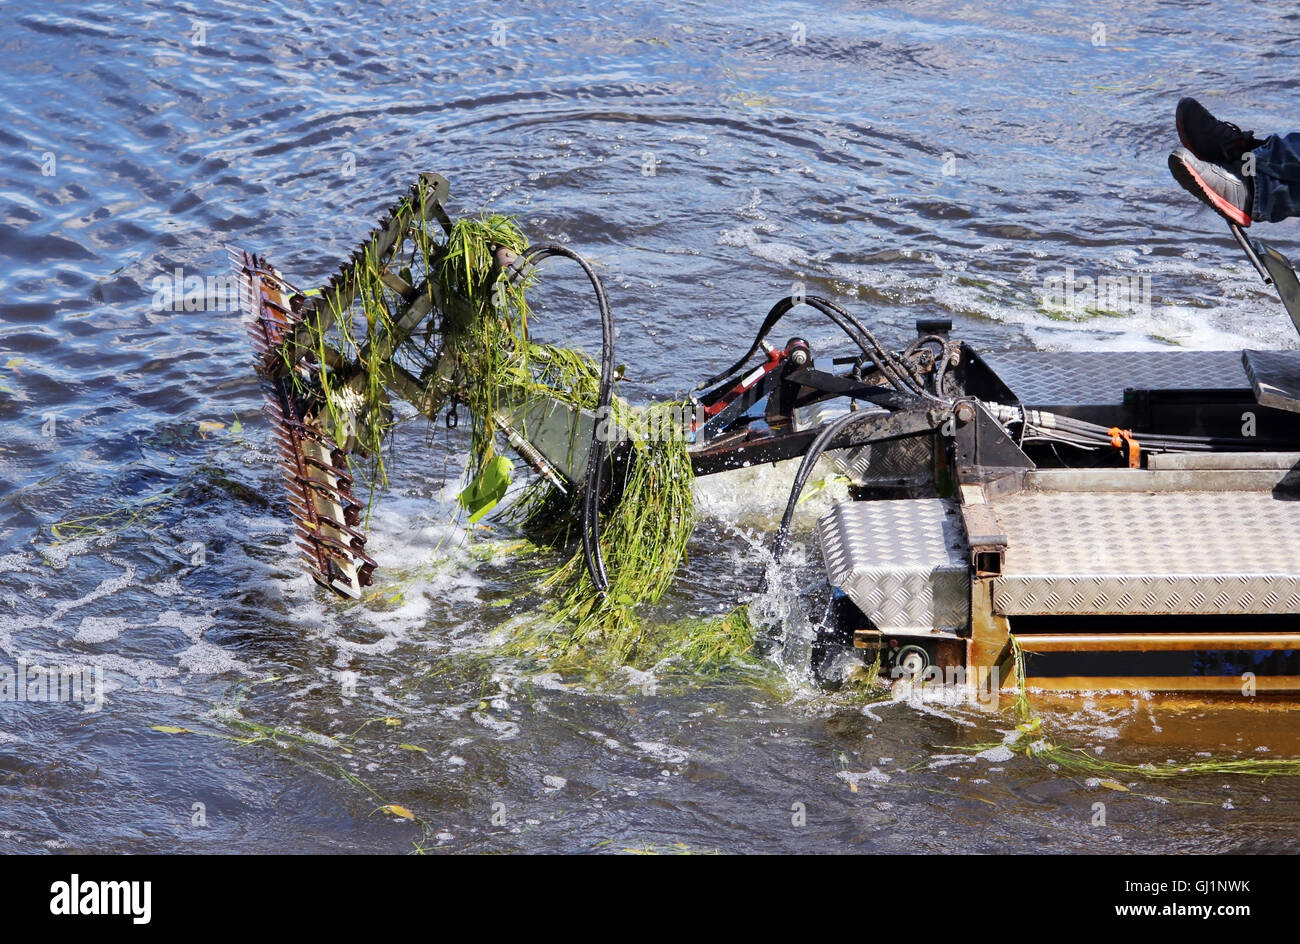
{"left": 1169, "top": 151, "right": 1251, "bottom": 227}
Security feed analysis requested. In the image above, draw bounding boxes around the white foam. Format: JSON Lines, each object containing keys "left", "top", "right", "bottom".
{"left": 719, "top": 222, "right": 1300, "bottom": 352}
{"left": 471, "top": 711, "right": 520, "bottom": 740}
{"left": 72, "top": 616, "right": 128, "bottom": 644}
{"left": 633, "top": 741, "right": 688, "bottom": 764}
{"left": 0, "top": 552, "right": 35, "bottom": 574}
{"left": 838, "top": 768, "right": 891, "bottom": 787}
{"left": 176, "top": 641, "right": 246, "bottom": 675}
{"left": 148, "top": 610, "right": 216, "bottom": 642}
{"left": 693, "top": 455, "right": 846, "bottom": 528}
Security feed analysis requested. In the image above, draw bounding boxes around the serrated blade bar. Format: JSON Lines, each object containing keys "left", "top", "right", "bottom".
{"left": 232, "top": 245, "right": 373, "bottom": 599}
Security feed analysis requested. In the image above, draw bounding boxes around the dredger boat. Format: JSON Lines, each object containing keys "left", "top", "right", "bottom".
{"left": 234, "top": 172, "right": 1300, "bottom": 694}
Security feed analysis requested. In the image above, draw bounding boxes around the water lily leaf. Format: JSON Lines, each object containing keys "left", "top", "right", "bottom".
{"left": 459, "top": 454, "right": 513, "bottom": 523}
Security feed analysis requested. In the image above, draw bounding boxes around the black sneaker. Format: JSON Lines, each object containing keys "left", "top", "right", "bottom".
{"left": 1176, "top": 97, "right": 1265, "bottom": 166}
{"left": 1168, "top": 147, "right": 1254, "bottom": 226}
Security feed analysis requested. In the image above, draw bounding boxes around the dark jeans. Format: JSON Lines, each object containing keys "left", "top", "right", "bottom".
{"left": 1252, "top": 133, "right": 1300, "bottom": 223}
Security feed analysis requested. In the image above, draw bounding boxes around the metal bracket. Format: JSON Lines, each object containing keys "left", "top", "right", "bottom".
{"left": 957, "top": 482, "right": 1008, "bottom": 577}
{"left": 951, "top": 398, "right": 1034, "bottom": 482}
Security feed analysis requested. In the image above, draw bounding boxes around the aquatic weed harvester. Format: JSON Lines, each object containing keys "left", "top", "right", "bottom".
{"left": 233, "top": 172, "right": 1300, "bottom": 693}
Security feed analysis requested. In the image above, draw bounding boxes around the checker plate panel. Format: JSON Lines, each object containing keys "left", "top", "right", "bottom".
{"left": 819, "top": 499, "right": 969, "bottom": 634}
{"left": 992, "top": 490, "right": 1300, "bottom": 615}
{"left": 978, "top": 350, "right": 1253, "bottom": 407}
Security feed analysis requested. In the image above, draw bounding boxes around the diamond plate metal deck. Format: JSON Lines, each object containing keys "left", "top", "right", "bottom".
{"left": 836, "top": 436, "right": 933, "bottom": 485}
{"left": 991, "top": 490, "right": 1300, "bottom": 616}
{"left": 819, "top": 499, "right": 969, "bottom": 634}
{"left": 792, "top": 404, "right": 932, "bottom": 486}
{"left": 978, "top": 350, "right": 1252, "bottom": 407}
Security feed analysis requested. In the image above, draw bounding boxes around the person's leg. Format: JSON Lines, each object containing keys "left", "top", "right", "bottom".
{"left": 1251, "top": 133, "right": 1300, "bottom": 223}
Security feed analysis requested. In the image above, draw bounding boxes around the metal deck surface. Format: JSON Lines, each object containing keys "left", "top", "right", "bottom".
{"left": 819, "top": 499, "right": 969, "bottom": 635}
{"left": 978, "top": 350, "right": 1252, "bottom": 407}
{"left": 1243, "top": 348, "right": 1300, "bottom": 413}
{"left": 991, "top": 490, "right": 1300, "bottom": 616}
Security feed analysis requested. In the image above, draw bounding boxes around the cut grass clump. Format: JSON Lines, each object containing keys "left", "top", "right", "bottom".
{"left": 515, "top": 401, "right": 698, "bottom": 671}
{"left": 435, "top": 217, "right": 700, "bottom": 670}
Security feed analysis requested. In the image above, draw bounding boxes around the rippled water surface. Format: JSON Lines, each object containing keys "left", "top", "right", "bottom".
{"left": 3, "top": 0, "right": 1300, "bottom": 853}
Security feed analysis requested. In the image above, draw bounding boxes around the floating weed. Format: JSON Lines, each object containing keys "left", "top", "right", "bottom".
{"left": 615, "top": 842, "right": 721, "bottom": 855}
{"left": 1026, "top": 741, "right": 1300, "bottom": 781}
{"left": 837, "top": 655, "right": 889, "bottom": 705}
{"left": 953, "top": 635, "right": 1300, "bottom": 781}
{"left": 151, "top": 685, "right": 435, "bottom": 842}
{"left": 1037, "top": 303, "right": 1127, "bottom": 323}
{"left": 956, "top": 727, "right": 1300, "bottom": 782}
{"left": 644, "top": 607, "right": 757, "bottom": 673}
{"left": 48, "top": 489, "right": 177, "bottom": 545}
{"left": 506, "top": 604, "right": 762, "bottom": 680}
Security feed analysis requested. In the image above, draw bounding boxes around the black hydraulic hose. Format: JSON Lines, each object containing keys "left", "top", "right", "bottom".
{"left": 694, "top": 296, "right": 800, "bottom": 391}
{"left": 770, "top": 408, "right": 888, "bottom": 563}
{"left": 933, "top": 349, "right": 952, "bottom": 398}
{"left": 909, "top": 334, "right": 954, "bottom": 398}
{"left": 518, "top": 244, "right": 616, "bottom": 594}
{"left": 694, "top": 294, "right": 927, "bottom": 399}
{"left": 906, "top": 334, "right": 950, "bottom": 356}
{"left": 803, "top": 297, "right": 927, "bottom": 398}
{"left": 806, "top": 297, "right": 943, "bottom": 402}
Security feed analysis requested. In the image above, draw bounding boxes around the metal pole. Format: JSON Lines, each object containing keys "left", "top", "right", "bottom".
{"left": 1229, "top": 221, "right": 1273, "bottom": 285}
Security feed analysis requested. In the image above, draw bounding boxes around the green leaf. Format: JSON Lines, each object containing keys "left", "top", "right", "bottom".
{"left": 458, "top": 454, "right": 513, "bottom": 523}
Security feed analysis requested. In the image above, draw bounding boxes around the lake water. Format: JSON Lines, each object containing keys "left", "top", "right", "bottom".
{"left": 2, "top": 0, "right": 1299, "bottom": 853}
